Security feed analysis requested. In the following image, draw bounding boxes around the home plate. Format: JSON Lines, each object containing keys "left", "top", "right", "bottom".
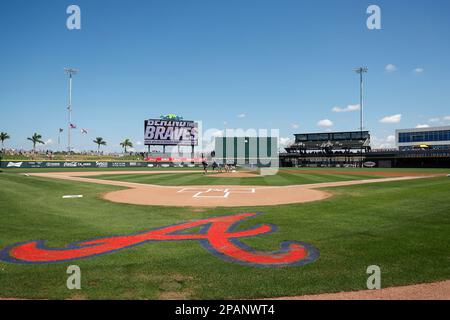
{"left": 62, "top": 195, "right": 83, "bottom": 199}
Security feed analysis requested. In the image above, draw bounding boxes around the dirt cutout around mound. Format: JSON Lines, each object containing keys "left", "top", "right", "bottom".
{"left": 28, "top": 170, "right": 444, "bottom": 207}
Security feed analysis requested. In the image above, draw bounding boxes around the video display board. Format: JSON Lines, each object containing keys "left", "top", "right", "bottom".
{"left": 144, "top": 119, "right": 198, "bottom": 146}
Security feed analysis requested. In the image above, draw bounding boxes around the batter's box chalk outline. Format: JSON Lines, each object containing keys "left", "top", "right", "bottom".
{"left": 177, "top": 187, "right": 211, "bottom": 193}
{"left": 227, "top": 188, "right": 256, "bottom": 194}
{"left": 177, "top": 187, "right": 256, "bottom": 199}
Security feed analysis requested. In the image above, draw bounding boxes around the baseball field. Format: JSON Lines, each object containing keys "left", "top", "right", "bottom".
{"left": 0, "top": 167, "right": 449, "bottom": 299}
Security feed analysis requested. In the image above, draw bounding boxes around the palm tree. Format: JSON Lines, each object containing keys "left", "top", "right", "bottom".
{"left": 0, "top": 132, "right": 10, "bottom": 149}
{"left": 27, "top": 133, "right": 44, "bottom": 153}
{"left": 93, "top": 137, "right": 106, "bottom": 153}
{"left": 120, "top": 139, "right": 133, "bottom": 153}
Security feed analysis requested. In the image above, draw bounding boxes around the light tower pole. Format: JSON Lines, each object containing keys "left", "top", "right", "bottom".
{"left": 354, "top": 66, "right": 368, "bottom": 166}
{"left": 65, "top": 68, "right": 78, "bottom": 154}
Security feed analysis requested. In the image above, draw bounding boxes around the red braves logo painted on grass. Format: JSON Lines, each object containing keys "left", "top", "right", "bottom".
{"left": 0, "top": 213, "right": 319, "bottom": 268}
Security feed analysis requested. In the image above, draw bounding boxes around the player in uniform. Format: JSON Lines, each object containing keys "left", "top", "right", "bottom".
{"left": 202, "top": 160, "right": 208, "bottom": 174}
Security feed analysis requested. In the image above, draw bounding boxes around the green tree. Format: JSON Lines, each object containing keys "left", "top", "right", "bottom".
{"left": 120, "top": 139, "right": 133, "bottom": 153}
{"left": 0, "top": 132, "right": 10, "bottom": 149}
{"left": 93, "top": 137, "right": 107, "bottom": 153}
{"left": 27, "top": 133, "right": 44, "bottom": 153}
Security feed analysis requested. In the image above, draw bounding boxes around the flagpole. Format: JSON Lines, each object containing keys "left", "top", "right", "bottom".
{"left": 65, "top": 68, "right": 78, "bottom": 154}
{"left": 68, "top": 73, "right": 71, "bottom": 154}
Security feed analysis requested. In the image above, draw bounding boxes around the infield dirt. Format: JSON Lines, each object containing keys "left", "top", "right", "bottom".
{"left": 28, "top": 171, "right": 443, "bottom": 207}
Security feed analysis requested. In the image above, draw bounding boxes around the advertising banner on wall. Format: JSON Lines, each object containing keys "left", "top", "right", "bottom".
{"left": 144, "top": 119, "right": 199, "bottom": 146}
{"left": 0, "top": 161, "right": 200, "bottom": 169}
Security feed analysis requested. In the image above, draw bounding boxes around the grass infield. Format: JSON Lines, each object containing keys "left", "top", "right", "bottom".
{"left": 0, "top": 168, "right": 449, "bottom": 299}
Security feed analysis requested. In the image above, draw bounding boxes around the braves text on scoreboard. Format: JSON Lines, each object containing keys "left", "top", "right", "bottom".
{"left": 144, "top": 119, "right": 199, "bottom": 146}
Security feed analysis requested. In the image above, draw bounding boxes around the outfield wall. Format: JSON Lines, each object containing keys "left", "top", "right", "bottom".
{"left": 0, "top": 161, "right": 200, "bottom": 169}
{"left": 279, "top": 149, "right": 450, "bottom": 168}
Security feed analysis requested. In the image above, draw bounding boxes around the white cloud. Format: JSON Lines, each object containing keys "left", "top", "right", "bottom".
{"left": 416, "top": 124, "right": 430, "bottom": 128}
{"left": 237, "top": 113, "right": 246, "bottom": 118}
{"left": 317, "top": 119, "right": 333, "bottom": 127}
{"left": 212, "top": 129, "right": 224, "bottom": 137}
{"left": 44, "top": 139, "right": 53, "bottom": 145}
{"left": 135, "top": 141, "right": 142, "bottom": 146}
{"left": 279, "top": 137, "right": 294, "bottom": 148}
{"left": 380, "top": 114, "right": 402, "bottom": 124}
{"left": 371, "top": 135, "right": 396, "bottom": 149}
{"left": 291, "top": 123, "right": 299, "bottom": 129}
{"left": 414, "top": 68, "right": 424, "bottom": 74}
{"left": 386, "top": 135, "right": 395, "bottom": 143}
{"left": 199, "top": 129, "right": 223, "bottom": 153}
{"left": 427, "top": 116, "right": 450, "bottom": 124}
{"left": 385, "top": 64, "right": 398, "bottom": 73}
{"left": 332, "top": 104, "right": 360, "bottom": 113}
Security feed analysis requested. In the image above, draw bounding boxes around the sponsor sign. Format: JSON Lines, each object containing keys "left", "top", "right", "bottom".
{"left": 145, "top": 156, "right": 204, "bottom": 162}
{"left": 95, "top": 161, "right": 108, "bottom": 168}
{"left": 45, "top": 162, "right": 61, "bottom": 167}
{"left": 363, "top": 161, "right": 377, "bottom": 168}
{"left": 6, "top": 162, "right": 23, "bottom": 168}
{"left": 28, "top": 161, "right": 45, "bottom": 168}
{"left": 77, "top": 162, "right": 94, "bottom": 167}
{"left": 62, "top": 162, "right": 95, "bottom": 168}
{"left": 63, "top": 162, "right": 78, "bottom": 168}
{"left": 111, "top": 162, "right": 127, "bottom": 167}
{"left": 1, "top": 161, "right": 198, "bottom": 168}
{"left": 144, "top": 119, "right": 198, "bottom": 146}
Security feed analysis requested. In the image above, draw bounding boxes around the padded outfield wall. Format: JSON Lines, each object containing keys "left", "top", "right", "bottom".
{"left": 0, "top": 161, "right": 200, "bottom": 169}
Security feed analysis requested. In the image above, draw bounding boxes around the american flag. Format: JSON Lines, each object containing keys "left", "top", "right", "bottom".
{"left": 70, "top": 123, "right": 77, "bottom": 129}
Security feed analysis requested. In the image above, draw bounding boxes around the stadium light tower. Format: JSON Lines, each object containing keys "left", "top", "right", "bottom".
{"left": 354, "top": 66, "right": 368, "bottom": 166}
{"left": 64, "top": 68, "right": 78, "bottom": 154}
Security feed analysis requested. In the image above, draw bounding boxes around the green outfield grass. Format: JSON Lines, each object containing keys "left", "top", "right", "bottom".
{"left": 88, "top": 171, "right": 385, "bottom": 186}
{"left": 0, "top": 170, "right": 449, "bottom": 299}
{"left": 86, "top": 167, "right": 449, "bottom": 186}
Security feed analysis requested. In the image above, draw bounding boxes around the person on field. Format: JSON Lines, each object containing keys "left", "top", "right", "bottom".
{"left": 202, "top": 160, "right": 208, "bottom": 174}
{"left": 212, "top": 161, "right": 218, "bottom": 172}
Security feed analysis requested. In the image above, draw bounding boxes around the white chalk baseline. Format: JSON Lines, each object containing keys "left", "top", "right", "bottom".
{"left": 177, "top": 188, "right": 256, "bottom": 198}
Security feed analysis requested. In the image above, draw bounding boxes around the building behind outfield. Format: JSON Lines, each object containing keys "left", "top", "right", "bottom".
{"left": 281, "top": 130, "right": 370, "bottom": 167}
{"left": 280, "top": 128, "right": 450, "bottom": 168}
{"left": 396, "top": 126, "right": 450, "bottom": 151}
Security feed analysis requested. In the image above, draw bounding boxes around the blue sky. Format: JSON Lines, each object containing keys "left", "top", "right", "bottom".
{"left": 1, "top": 0, "right": 450, "bottom": 152}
